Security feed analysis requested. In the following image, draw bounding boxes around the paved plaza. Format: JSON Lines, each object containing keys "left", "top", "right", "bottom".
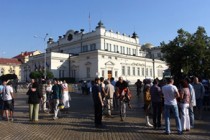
{"left": 0, "top": 87, "right": 210, "bottom": 140}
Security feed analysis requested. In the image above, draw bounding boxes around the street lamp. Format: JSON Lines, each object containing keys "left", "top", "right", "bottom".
{"left": 34, "top": 33, "right": 48, "bottom": 79}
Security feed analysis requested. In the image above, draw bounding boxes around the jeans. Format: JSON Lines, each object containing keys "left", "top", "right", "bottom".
{"left": 42, "top": 94, "right": 47, "bottom": 110}
{"left": 107, "top": 98, "right": 113, "bottom": 115}
{"left": 152, "top": 102, "right": 162, "bottom": 128}
{"left": 29, "top": 104, "right": 39, "bottom": 121}
{"left": 189, "top": 105, "right": 194, "bottom": 128}
{"left": 54, "top": 99, "right": 60, "bottom": 118}
{"left": 164, "top": 104, "right": 182, "bottom": 133}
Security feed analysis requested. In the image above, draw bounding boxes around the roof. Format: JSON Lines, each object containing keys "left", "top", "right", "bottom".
{"left": 13, "top": 51, "right": 35, "bottom": 59}
{"left": 0, "top": 58, "right": 21, "bottom": 65}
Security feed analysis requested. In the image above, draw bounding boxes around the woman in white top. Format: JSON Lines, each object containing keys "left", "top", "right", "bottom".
{"left": 62, "top": 80, "right": 70, "bottom": 108}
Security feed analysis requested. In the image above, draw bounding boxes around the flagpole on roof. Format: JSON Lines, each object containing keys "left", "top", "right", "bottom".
{"left": 89, "top": 12, "right": 91, "bottom": 32}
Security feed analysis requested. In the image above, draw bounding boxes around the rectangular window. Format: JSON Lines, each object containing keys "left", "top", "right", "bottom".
{"left": 59, "top": 70, "right": 64, "bottom": 78}
{"left": 108, "top": 44, "right": 112, "bottom": 51}
{"left": 146, "top": 68, "right": 148, "bottom": 76}
{"left": 116, "top": 45, "right": 118, "bottom": 52}
{"left": 133, "top": 67, "right": 135, "bottom": 75}
{"left": 82, "top": 45, "right": 88, "bottom": 52}
{"left": 137, "top": 67, "right": 140, "bottom": 76}
{"left": 123, "top": 47, "right": 125, "bottom": 54}
{"left": 87, "top": 67, "right": 90, "bottom": 78}
{"left": 142, "top": 68, "right": 144, "bottom": 76}
{"left": 102, "top": 70, "right": 105, "bottom": 77}
{"left": 158, "top": 53, "right": 161, "bottom": 57}
{"left": 132, "top": 49, "right": 136, "bottom": 55}
{"left": 127, "top": 66, "right": 130, "bottom": 76}
{"left": 150, "top": 68, "right": 153, "bottom": 77}
{"left": 90, "top": 43, "right": 96, "bottom": 50}
{"left": 158, "top": 69, "right": 163, "bottom": 77}
{"left": 122, "top": 66, "right": 125, "bottom": 75}
{"left": 115, "top": 71, "right": 118, "bottom": 77}
{"left": 120, "top": 46, "right": 122, "bottom": 53}
{"left": 71, "top": 70, "right": 76, "bottom": 78}
{"left": 105, "top": 43, "right": 108, "bottom": 50}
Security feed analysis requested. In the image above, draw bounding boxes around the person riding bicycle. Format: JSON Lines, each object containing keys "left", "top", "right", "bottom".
{"left": 115, "top": 77, "right": 132, "bottom": 108}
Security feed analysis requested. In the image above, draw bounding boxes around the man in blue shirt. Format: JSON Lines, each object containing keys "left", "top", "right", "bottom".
{"left": 52, "top": 79, "right": 62, "bottom": 120}
{"left": 92, "top": 77, "right": 104, "bottom": 127}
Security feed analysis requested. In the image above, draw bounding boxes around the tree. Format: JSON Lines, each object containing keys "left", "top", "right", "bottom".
{"left": 161, "top": 26, "right": 210, "bottom": 79}
{"left": 29, "top": 71, "right": 42, "bottom": 79}
{"left": 29, "top": 70, "right": 54, "bottom": 80}
{"left": 46, "top": 70, "right": 54, "bottom": 79}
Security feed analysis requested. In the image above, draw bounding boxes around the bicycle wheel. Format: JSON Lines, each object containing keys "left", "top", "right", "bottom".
{"left": 120, "top": 100, "right": 126, "bottom": 121}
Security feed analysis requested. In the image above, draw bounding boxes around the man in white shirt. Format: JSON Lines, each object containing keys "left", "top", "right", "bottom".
{"left": 2, "top": 80, "right": 14, "bottom": 121}
{"left": 162, "top": 78, "right": 182, "bottom": 135}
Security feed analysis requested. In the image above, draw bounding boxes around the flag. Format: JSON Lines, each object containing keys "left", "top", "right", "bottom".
{"left": 89, "top": 12, "right": 91, "bottom": 32}
{"left": 46, "top": 62, "right": 50, "bottom": 68}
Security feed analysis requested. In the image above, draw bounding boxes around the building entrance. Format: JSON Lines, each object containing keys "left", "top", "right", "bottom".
{"left": 108, "top": 70, "right": 112, "bottom": 79}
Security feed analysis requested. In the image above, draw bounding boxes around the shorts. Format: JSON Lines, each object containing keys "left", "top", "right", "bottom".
{"left": 0, "top": 100, "right": 3, "bottom": 110}
{"left": 3, "top": 100, "right": 14, "bottom": 111}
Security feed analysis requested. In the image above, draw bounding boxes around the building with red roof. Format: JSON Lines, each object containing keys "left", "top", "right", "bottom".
{"left": 0, "top": 58, "right": 21, "bottom": 79}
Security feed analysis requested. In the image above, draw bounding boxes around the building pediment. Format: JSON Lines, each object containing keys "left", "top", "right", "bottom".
{"left": 85, "top": 62, "right": 92, "bottom": 65}
{"left": 72, "top": 65, "right": 79, "bottom": 69}
{"left": 105, "top": 61, "right": 115, "bottom": 66}
{"left": 157, "top": 65, "right": 163, "bottom": 68}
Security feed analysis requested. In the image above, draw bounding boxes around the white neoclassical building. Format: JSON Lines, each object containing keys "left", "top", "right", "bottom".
{"left": 25, "top": 21, "right": 168, "bottom": 84}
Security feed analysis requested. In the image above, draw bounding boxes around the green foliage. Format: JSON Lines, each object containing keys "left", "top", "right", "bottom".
{"left": 29, "top": 71, "right": 42, "bottom": 79}
{"left": 161, "top": 26, "right": 210, "bottom": 79}
{"left": 46, "top": 70, "right": 54, "bottom": 79}
{"left": 29, "top": 70, "right": 54, "bottom": 80}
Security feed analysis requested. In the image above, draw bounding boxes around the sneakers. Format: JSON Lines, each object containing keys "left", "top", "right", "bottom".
{"left": 128, "top": 104, "right": 132, "bottom": 109}
{"left": 10, "top": 118, "right": 14, "bottom": 122}
{"left": 178, "top": 131, "right": 183, "bottom": 135}
{"left": 164, "top": 132, "right": 170, "bottom": 135}
{"left": 53, "top": 117, "right": 58, "bottom": 120}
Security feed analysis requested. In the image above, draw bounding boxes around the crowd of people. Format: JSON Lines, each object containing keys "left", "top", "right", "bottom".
{"left": 138, "top": 76, "right": 209, "bottom": 135}
{"left": 91, "top": 75, "right": 209, "bottom": 134}
{"left": 92, "top": 76, "right": 132, "bottom": 127}
{"left": 0, "top": 78, "right": 71, "bottom": 122}
{"left": 0, "top": 75, "right": 209, "bottom": 136}
{"left": 26, "top": 78, "right": 71, "bottom": 122}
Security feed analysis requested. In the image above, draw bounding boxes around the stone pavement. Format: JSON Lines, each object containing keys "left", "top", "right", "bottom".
{"left": 0, "top": 87, "right": 210, "bottom": 140}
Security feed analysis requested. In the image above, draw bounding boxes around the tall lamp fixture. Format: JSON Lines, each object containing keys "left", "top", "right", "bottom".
{"left": 34, "top": 33, "right": 48, "bottom": 79}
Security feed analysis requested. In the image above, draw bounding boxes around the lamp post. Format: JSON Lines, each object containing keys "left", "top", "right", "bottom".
{"left": 152, "top": 57, "right": 155, "bottom": 79}
{"left": 34, "top": 33, "right": 48, "bottom": 79}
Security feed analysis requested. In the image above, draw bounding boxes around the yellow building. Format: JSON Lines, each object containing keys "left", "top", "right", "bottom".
{"left": 0, "top": 58, "right": 21, "bottom": 80}
{"left": 13, "top": 50, "right": 41, "bottom": 82}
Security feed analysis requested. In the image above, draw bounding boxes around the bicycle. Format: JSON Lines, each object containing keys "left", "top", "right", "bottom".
{"left": 40, "top": 93, "right": 54, "bottom": 113}
{"left": 119, "top": 88, "right": 132, "bottom": 121}
{"left": 120, "top": 97, "right": 127, "bottom": 121}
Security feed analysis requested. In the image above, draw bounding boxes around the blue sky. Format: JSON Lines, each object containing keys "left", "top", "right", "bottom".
{"left": 1, "top": 0, "right": 210, "bottom": 58}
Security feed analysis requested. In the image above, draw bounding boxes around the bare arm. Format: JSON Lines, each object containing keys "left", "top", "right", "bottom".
{"left": 175, "top": 90, "right": 180, "bottom": 98}
{"left": 179, "top": 90, "right": 184, "bottom": 100}
{"left": 98, "top": 92, "right": 104, "bottom": 106}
